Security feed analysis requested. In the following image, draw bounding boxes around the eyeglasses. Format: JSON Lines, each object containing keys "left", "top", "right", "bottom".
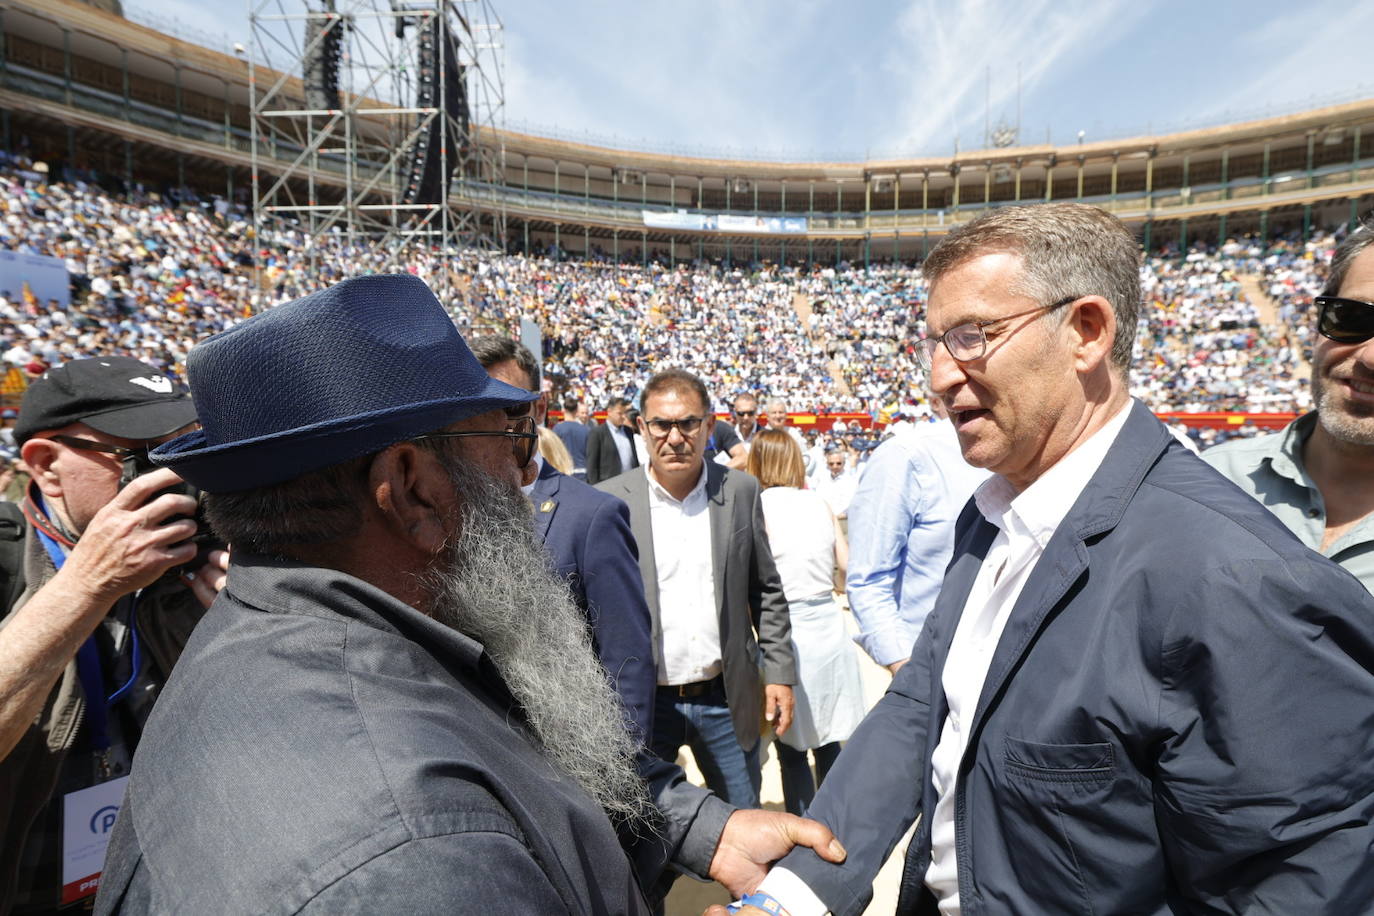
{"left": 51, "top": 435, "right": 153, "bottom": 460}
{"left": 643, "top": 416, "right": 705, "bottom": 439}
{"left": 733, "top": 409, "right": 757, "bottom": 417}
{"left": 52, "top": 435, "right": 159, "bottom": 477}
{"left": 917, "top": 295, "right": 1079, "bottom": 370}
{"left": 1315, "top": 296, "right": 1374, "bottom": 344}
{"left": 52, "top": 434, "right": 165, "bottom": 488}
{"left": 412, "top": 415, "right": 539, "bottom": 467}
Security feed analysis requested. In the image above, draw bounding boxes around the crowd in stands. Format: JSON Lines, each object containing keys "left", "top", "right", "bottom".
{"left": 0, "top": 160, "right": 1346, "bottom": 438}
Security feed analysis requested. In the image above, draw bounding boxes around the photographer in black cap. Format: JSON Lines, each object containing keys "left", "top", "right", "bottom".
{"left": 0, "top": 356, "right": 227, "bottom": 915}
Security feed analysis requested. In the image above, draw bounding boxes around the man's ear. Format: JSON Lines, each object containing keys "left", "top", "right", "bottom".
{"left": 20, "top": 438, "right": 64, "bottom": 499}
{"left": 369, "top": 443, "right": 457, "bottom": 556}
{"left": 1066, "top": 295, "right": 1117, "bottom": 375}
{"left": 532, "top": 393, "right": 548, "bottom": 428}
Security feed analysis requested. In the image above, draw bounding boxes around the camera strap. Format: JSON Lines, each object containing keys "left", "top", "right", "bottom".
{"left": 31, "top": 497, "right": 142, "bottom": 776}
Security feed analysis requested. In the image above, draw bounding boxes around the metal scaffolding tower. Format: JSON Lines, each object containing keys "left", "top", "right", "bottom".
{"left": 247, "top": 0, "right": 505, "bottom": 305}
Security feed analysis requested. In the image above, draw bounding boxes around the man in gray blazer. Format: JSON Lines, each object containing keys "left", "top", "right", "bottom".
{"left": 598, "top": 369, "right": 795, "bottom": 808}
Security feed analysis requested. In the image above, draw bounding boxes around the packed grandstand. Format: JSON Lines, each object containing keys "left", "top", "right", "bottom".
{"left": 1, "top": 0, "right": 1370, "bottom": 455}
{"left": 0, "top": 153, "right": 1338, "bottom": 441}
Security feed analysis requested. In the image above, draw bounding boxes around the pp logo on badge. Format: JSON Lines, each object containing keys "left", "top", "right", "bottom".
{"left": 90, "top": 805, "right": 120, "bottom": 835}
{"left": 63, "top": 776, "right": 129, "bottom": 904}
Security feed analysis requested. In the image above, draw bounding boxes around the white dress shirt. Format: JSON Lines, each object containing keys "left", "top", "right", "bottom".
{"left": 610, "top": 422, "right": 635, "bottom": 472}
{"left": 760, "top": 400, "right": 1134, "bottom": 916}
{"left": 646, "top": 465, "right": 721, "bottom": 685}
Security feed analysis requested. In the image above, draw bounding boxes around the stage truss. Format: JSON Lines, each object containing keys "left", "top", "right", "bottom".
{"left": 247, "top": 0, "right": 505, "bottom": 304}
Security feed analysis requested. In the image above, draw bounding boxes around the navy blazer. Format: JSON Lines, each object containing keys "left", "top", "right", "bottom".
{"left": 531, "top": 460, "right": 733, "bottom": 894}
{"left": 530, "top": 459, "right": 655, "bottom": 744}
{"left": 779, "top": 401, "right": 1374, "bottom": 915}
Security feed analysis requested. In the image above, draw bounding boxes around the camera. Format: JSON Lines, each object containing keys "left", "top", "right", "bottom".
{"left": 117, "top": 451, "right": 224, "bottom": 580}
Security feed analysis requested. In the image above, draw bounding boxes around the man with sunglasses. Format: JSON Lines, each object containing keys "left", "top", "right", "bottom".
{"left": 598, "top": 369, "right": 796, "bottom": 812}
{"left": 469, "top": 337, "right": 656, "bottom": 748}
{"left": 1203, "top": 223, "right": 1374, "bottom": 593}
{"left": 714, "top": 394, "right": 760, "bottom": 470}
{"left": 742, "top": 204, "right": 1374, "bottom": 916}
{"left": 0, "top": 356, "right": 223, "bottom": 914}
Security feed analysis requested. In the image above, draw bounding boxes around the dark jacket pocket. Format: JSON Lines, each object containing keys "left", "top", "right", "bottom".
{"left": 1004, "top": 736, "right": 1114, "bottom": 785}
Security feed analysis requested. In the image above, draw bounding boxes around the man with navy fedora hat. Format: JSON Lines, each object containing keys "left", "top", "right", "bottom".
{"left": 95, "top": 275, "right": 841, "bottom": 914}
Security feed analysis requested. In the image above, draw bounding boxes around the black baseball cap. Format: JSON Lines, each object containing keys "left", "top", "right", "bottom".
{"left": 15, "top": 357, "right": 198, "bottom": 446}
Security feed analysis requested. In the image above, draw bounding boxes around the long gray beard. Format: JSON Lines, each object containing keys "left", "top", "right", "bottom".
{"left": 424, "top": 461, "right": 651, "bottom": 827}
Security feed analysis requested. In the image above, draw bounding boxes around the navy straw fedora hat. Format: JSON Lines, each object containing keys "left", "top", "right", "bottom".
{"left": 151, "top": 273, "right": 536, "bottom": 493}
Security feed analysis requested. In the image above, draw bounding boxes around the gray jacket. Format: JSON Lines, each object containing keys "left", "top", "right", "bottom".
{"left": 95, "top": 555, "right": 649, "bottom": 914}
{"left": 597, "top": 462, "right": 796, "bottom": 748}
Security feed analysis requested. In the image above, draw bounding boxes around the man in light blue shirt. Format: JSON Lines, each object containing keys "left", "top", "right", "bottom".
{"left": 845, "top": 411, "right": 990, "bottom": 671}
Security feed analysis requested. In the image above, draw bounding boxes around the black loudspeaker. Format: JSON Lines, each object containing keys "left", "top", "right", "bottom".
{"left": 303, "top": 6, "right": 342, "bottom": 111}
{"left": 402, "top": 15, "right": 470, "bottom": 206}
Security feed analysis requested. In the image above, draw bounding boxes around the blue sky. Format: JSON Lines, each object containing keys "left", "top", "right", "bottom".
{"left": 130, "top": 0, "right": 1374, "bottom": 161}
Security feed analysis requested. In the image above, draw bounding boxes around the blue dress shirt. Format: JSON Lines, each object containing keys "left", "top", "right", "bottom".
{"left": 845, "top": 420, "right": 990, "bottom": 667}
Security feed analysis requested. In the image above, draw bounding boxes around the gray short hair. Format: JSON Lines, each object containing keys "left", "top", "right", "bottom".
{"left": 1323, "top": 218, "right": 1374, "bottom": 297}
{"left": 921, "top": 203, "right": 1142, "bottom": 371}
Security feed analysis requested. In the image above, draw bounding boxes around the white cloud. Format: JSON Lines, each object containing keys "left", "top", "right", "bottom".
{"left": 1200, "top": 1, "right": 1374, "bottom": 125}
{"left": 875, "top": 0, "right": 1150, "bottom": 154}
{"left": 500, "top": 0, "right": 831, "bottom": 157}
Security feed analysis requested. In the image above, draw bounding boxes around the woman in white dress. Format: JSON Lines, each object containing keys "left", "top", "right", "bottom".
{"left": 747, "top": 428, "right": 867, "bottom": 815}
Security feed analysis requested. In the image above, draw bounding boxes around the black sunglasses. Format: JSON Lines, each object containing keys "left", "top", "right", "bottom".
{"left": 412, "top": 415, "right": 539, "bottom": 468}
{"left": 51, "top": 435, "right": 154, "bottom": 461}
{"left": 643, "top": 416, "right": 704, "bottom": 438}
{"left": 1315, "top": 296, "right": 1374, "bottom": 344}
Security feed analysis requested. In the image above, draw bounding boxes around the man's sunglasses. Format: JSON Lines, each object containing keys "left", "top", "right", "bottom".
{"left": 51, "top": 435, "right": 188, "bottom": 491}
{"left": 1315, "top": 296, "right": 1374, "bottom": 344}
{"left": 51, "top": 435, "right": 154, "bottom": 462}
{"left": 52, "top": 435, "right": 158, "bottom": 478}
{"left": 412, "top": 415, "right": 539, "bottom": 468}
{"left": 643, "top": 416, "right": 704, "bottom": 438}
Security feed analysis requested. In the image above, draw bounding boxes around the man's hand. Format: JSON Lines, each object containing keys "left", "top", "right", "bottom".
{"left": 886, "top": 658, "right": 907, "bottom": 676}
{"left": 707, "top": 808, "right": 846, "bottom": 898}
{"left": 763, "top": 683, "right": 794, "bottom": 736}
{"left": 57, "top": 467, "right": 198, "bottom": 607}
{"left": 0, "top": 468, "right": 197, "bottom": 762}
{"left": 184, "top": 548, "right": 230, "bottom": 609}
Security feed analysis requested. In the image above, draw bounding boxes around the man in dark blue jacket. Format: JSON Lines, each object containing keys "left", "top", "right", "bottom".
{"left": 468, "top": 337, "right": 656, "bottom": 745}
{"left": 741, "top": 205, "right": 1374, "bottom": 916}
{"left": 470, "top": 336, "right": 830, "bottom": 903}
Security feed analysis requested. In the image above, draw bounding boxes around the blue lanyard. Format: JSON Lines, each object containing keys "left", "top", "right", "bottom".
{"left": 32, "top": 518, "right": 142, "bottom": 754}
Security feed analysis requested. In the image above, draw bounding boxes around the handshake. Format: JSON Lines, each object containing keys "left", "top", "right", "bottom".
{"left": 695, "top": 808, "right": 846, "bottom": 916}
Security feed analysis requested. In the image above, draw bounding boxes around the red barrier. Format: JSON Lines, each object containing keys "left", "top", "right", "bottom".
{"left": 1156, "top": 412, "right": 1297, "bottom": 431}
{"left": 553, "top": 410, "right": 1299, "bottom": 433}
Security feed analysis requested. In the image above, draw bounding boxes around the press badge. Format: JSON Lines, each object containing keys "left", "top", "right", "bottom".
{"left": 61, "top": 776, "right": 129, "bottom": 904}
